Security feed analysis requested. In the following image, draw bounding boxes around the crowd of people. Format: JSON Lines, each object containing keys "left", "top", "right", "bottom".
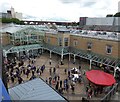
{"left": 4, "top": 54, "right": 80, "bottom": 95}
{"left": 4, "top": 52, "right": 119, "bottom": 101}
{"left": 4, "top": 55, "right": 47, "bottom": 86}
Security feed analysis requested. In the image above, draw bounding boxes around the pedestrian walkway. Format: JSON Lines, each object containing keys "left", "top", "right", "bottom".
{"left": 7, "top": 52, "right": 119, "bottom": 101}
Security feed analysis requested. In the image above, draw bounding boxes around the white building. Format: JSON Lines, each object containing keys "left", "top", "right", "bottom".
{"left": 15, "top": 12, "right": 22, "bottom": 20}
{"left": 118, "top": 1, "right": 120, "bottom": 12}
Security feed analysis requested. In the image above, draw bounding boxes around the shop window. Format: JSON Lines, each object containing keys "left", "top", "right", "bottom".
{"left": 106, "top": 45, "right": 112, "bottom": 54}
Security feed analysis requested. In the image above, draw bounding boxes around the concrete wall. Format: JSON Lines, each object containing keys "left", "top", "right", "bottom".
{"left": 86, "top": 17, "right": 114, "bottom": 26}
{"left": 86, "top": 17, "right": 120, "bottom": 26}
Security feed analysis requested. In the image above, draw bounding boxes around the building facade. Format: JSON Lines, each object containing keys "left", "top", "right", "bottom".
{"left": 0, "top": 7, "right": 22, "bottom": 20}
{"left": 1, "top": 24, "right": 120, "bottom": 68}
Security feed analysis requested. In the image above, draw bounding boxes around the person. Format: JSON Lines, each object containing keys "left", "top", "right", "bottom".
{"left": 87, "top": 88, "right": 93, "bottom": 99}
{"left": 71, "top": 84, "right": 75, "bottom": 94}
{"left": 23, "top": 68, "right": 26, "bottom": 75}
{"left": 57, "top": 75, "right": 60, "bottom": 81}
{"left": 49, "top": 67, "right": 52, "bottom": 75}
{"left": 68, "top": 70, "right": 70, "bottom": 78}
{"left": 29, "top": 75, "right": 36, "bottom": 80}
{"left": 41, "top": 66, "right": 44, "bottom": 73}
{"left": 32, "top": 70, "right": 35, "bottom": 76}
{"left": 64, "top": 69, "right": 67, "bottom": 74}
{"left": 26, "top": 69, "right": 30, "bottom": 78}
{"left": 46, "top": 77, "right": 48, "bottom": 83}
{"left": 18, "top": 76, "right": 23, "bottom": 84}
{"left": 49, "top": 76, "right": 52, "bottom": 85}
{"left": 54, "top": 75, "right": 57, "bottom": 82}
{"left": 79, "top": 65, "right": 81, "bottom": 70}
{"left": 11, "top": 75, "right": 14, "bottom": 83}
{"left": 36, "top": 68, "right": 39, "bottom": 74}
{"left": 55, "top": 81, "right": 59, "bottom": 90}
{"left": 86, "top": 85, "right": 89, "bottom": 92}
{"left": 53, "top": 67, "right": 56, "bottom": 74}
{"left": 49, "top": 59, "right": 51, "bottom": 65}
{"left": 60, "top": 80, "right": 62, "bottom": 88}
{"left": 82, "top": 97, "right": 89, "bottom": 102}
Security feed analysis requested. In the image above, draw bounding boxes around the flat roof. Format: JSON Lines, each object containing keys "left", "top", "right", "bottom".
{"left": 8, "top": 78, "right": 67, "bottom": 101}
{"left": 70, "top": 30, "right": 120, "bottom": 41}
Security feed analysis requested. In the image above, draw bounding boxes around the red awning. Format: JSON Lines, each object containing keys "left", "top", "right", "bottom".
{"left": 86, "top": 70, "right": 116, "bottom": 86}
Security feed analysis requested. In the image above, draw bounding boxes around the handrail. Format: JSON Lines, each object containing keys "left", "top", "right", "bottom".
{"left": 101, "top": 83, "right": 118, "bottom": 102}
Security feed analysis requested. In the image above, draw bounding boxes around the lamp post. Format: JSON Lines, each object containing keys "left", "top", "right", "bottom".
{"left": 73, "top": 54, "right": 76, "bottom": 64}
{"left": 61, "top": 48, "right": 63, "bottom": 65}
{"left": 50, "top": 50, "right": 52, "bottom": 59}
{"left": 88, "top": 53, "right": 92, "bottom": 70}
{"left": 90, "top": 59, "right": 92, "bottom": 70}
{"left": 68, "top": 53, "right": 70, "bottom": 71}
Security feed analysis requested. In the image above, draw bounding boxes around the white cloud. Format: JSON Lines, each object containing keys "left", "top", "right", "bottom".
{"left": 0, "top": 0, "right": 119, "bottom": 21}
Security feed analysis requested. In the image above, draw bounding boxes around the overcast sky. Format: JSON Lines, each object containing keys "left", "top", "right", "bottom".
{"left": 0, "top": 0, "right": 119, "bottom": 21}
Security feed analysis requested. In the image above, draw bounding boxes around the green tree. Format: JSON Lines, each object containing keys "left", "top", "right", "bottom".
{"left": 106, "top": 14, "right": 113, "bottom": 17}
{"left": 1, "top": 18, "right": 24, "bottom": 24}
{"left": 2, "top": 18, "right": 12, "bottom": 23}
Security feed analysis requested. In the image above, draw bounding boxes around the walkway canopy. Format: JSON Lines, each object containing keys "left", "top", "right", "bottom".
{"left": 70, "top": 47, "right": 120, "bottom": 68}
{"left": 4, "top": 44, "right": 43, "bottom": 54}
{"left": 86, "top": 70, "right": 116, "bottom": 86}
{"left": 43, "top": 43, "right": 69, "bottom": 55}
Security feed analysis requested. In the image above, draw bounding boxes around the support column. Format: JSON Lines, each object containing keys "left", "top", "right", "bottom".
{"left": 73, "top": 54, "right": 76, "bottom": 64}
{"left": 32, "top": 49, "right": 33, "bottom": 56}
{"left": 61, "top": 54, "right": 63, "bottom": 63}
{"left": 114, "top": 66, "right": 119, "bottom": 77}
{"left": 27, "top": 50, "right": 29, "bottom": 57}
{"left": 17, "top": 51, "right": 20, "bottom": 60}
{"left": 68, "top": 53, "right": 71, "bottom": 70}
{"left": 61, "top": 48, "right": 64, "bottom": 65}
{"left": 4, "top": 52, "right": 7, "bottom": 58}
{"left": 69, "top": 53, "right": 71, "bottom": 62}
{"left": 42, "top": 48, "right": 44, "bottom": 53}
{"left": 90, "top": 59, "right": 92, "bottom": 70}
{"left": 50, "top": 50, "right": 52, "bottom": 59}
{"left": 114, "top": 67, "right": 116, "bottom": 77}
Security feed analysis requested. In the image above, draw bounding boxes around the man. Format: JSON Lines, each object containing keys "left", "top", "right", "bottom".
{"left": 18, "top": 76, "right": 23, "bottom": 84}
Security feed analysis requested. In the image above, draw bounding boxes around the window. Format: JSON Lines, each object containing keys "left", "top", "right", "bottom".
{"left": 31, "top": 35, "right": 37, "bottom": 39}
{"left": 47, "top": 38, "right": 50, "bottom": 43}
{"left": 87, "top": 42, "right": 92, "bottom": 50}
{"left": 64, "top": 38, "right": 68, "bottom": 46}
{"left": 106, "top": 45, "right": 112, "bottom": 54}
{"left": 73, "top": 40, "right": 78, "bottom": 46}
{"left": 58, "top": 38, "right": 62, "bottom": 46}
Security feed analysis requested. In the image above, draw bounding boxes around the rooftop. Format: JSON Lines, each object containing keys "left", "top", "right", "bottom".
{"left": 8, "top": 78, "right": 68, "bottom": 101}
{"left": 1, "top": 24, "right": 120, "bottom": 41}
{"left": 70, "top": 30, "right": 120, "bottom": 41}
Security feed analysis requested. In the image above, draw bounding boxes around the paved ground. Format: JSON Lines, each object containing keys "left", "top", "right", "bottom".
{"left": 7, "top": 52, "right": 119, "bottom": 101}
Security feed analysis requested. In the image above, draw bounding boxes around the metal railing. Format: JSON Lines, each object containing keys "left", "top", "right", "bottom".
{"left": 101, "top": 83, "right": 118, "bottom": 102}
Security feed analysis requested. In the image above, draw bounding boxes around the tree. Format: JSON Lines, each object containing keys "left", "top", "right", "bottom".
{"left": 1, "top": 18, "right": 24, "bottom": 24}
{"left": 114, "top": 12, "right": 120, "bottom": 17}
{"left": 106, "top": 14, "right": 113, "bottom": 17}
